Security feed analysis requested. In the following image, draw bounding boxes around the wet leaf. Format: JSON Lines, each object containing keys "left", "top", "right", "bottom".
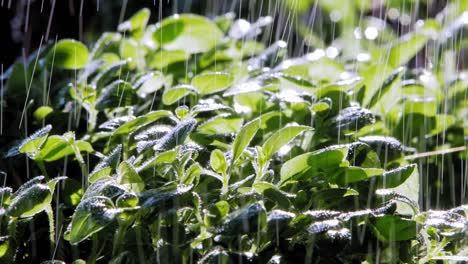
{"left": 14, "top": 125, "right": 52, "bottom": 158}
{"left": 262, "top": 125, "right": 310, "bottom": 159}
{"left": 7, "top": 183, "right": 51, "bottom": 218}
{"left": 33, "top": 106, "right": 53, "bottom": 121}
{"left": 91, "top": 60, "right": 129, "bottom": 89}
{"left": 138, "top": 185, "right": 193, "bottom": 214}
{"left": 113, "top": 110, "right": 172, "bottom": 136}
{"left": 148, "top": 50, "right": 190, "bottom": 69}
{"left": 232, "top": 111, "right": 279, "bottom": 163}
{"left": 117, "top": 161, "right": 144, "bottom": 193}
{"left": 50, "top": 39, "right": 89, "bottom": 70}
{"left": 191, "top": 72, "right": 233, "bottom": 95}
{"left": 95, "top": 80, "right": 138, "bottom": 110}
{"left": 182, "top": 162, "right": 203, "bottom": 185}
{"left": 210, "top": 149, "right": 227, "bottom": 175}
{"left": 334, "top": 167, "right": 385, "bottom": 185}
{"left": 36, "top": 135, "right": 93, "bottom": 162}
{"left": 69, "top": 196, "right": 120, "bottom": 244}
{"left": 376, "top": 164, "right": 416, "bottom": 188}
{"left": 217, "top": 202, "right": 266, "bottom": 236}
{"left": 89, "top": 145, "right": 122, "bottom": 182}
{"left": 118, "top": 8, "right": 150, "bottom": 32}
{"left": 280, "top": 145, "right": 349, "bottom": 184}
{"left": 153, "top": 14, "right": 223, "bottom": 54}
{"left": 368, "top": 215, "right": 417, "bottom": 241}
{"left": 152, "top": 118, "right": 197, "bottom": 152}
{"left": 162, "top": 84, "right": 198, "bottom": 105}
{"left": 197, "top": 114, "right": 243, "bottom": 135}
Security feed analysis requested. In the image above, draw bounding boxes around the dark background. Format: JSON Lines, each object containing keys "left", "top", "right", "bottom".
{"left": 0, "top": 0, "right": 456, "bottom": 72}
{"left": 0, "top": 0, "right": 259, "bottom": 69}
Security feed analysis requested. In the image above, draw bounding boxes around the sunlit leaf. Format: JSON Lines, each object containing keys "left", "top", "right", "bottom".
{"left": 231, "top": 111, "right": 279, "bottom": 163}
{"left": 191, "top": 72, "right": 233, "bottom": 95}
{"left": 50, "top": 39, "right": 89, "bottom": 70}
{"left": 69, "top": 196, "right": 120, "bottom": 244}
{"left": 153, "top": 14, "right": 224, "bottom": 54}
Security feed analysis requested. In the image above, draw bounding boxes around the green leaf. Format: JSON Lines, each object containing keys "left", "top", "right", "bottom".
{"left": 0, "top": 236, "right": 9, "bottom": 258}
{"left": 280, "top": 145, "right": 349, "bottom": 184}
{"left": 91, "top": 60, "right": 129, "bottom": 89}
{"left": 119, "top": 39, "right": 138, "bottom": 67}
{"left": 95, "top": 80, "right": 138, "bottom": 111}
{"left": 46, "top": 176, "right": 67, "bottom": 193}
{"left": 402, "top": 97, "right": 437, "bottom": 117}
{"left": 232, "top": 111, "right": 279, "bottom": 164}
{"left": 135, "top": 71, "right": 168, "bottom": 98}
{"left": 233, "top": 92, "right": 268, "bottom": 113}
{"left": 282, "top": 57, "right": 344, "bottom": 83}
{"left": 117, "top": 8, "right": 150, "bottom": 32}
{"left": 334, "top": 167, "right": 385, "bottom": 185}
{"left": 36, "top": 135, "right": 93, "bottom": 162}
{"left": 153, "top": 14, "right": 224, "bottom": 54}
{"left": 210, "top": 149, "right": 227, "bottom": 175}
{"left": 7, "top": 183, "right": 51, "bottom": 218}
{"left": 50, "top": 39, "right": 89, "bottom": 70}
{"left": 116, "top": 193, "right": 139, "bottom": 208}
{"left": 138, "top": 185, "right": 193, "bottom": 214}
{"left": 0, "top": 187, "right": 12, "bottom": 207}
{"left": 16, "top": 125, "right": 52, "bottom": 158}
{"left": 217, "top": 202, "right": 267, "bottom": 236}
{"left": 182, "top": 162, "right": 203, "bottom": 185}
{"left": 376, "top": 164, "right": 416, "bottom": 188}
{"left": 262, "top": 125, "right": 310, "bottom": 159}
{"left": 162, "top": 84, "right": 198, "bottom": 105}
{"left": 152, "top": 118, "right": 197, "bottom": 152}
{"left": 89, "top": 33, "right": 121, "bottom": 59}
{"left": 117, "top": 161, "right": 144, "bottom": 192}
{"left": 138, "top": 149, "right": 178, "bottom": 172}
{"left": 83, "top": 177, "right": 126, "bottom": 200}
{"left": 325, "top": 107, "right": 377, "bottom": 136}
{"left": 367, "top": 67, "right": 405, "bottom": 112}
{"left": 368, "top": 215, "right": 417, "bottom": 241}
{"left": 197, "top": 115, "right": 243, "bottom": 135}
{"left": 69, "top": 196, "right": 120, "bottom": 244}
{"left": 33, "top": 106, "right": 53, "bottom": 121}
{"left": 204, "top": 200, "right": 230, "bottom": 226}
{"left": 148, "top": 50, "right": 190, "bottom": 69}
{"left": 385, "top": 22, "right": 438, "bottom": 67}
{"left": 190, "top": 100, "right": 231, "bottom": 116}
{"left": 253, "top": 182, "right": 290, "bottom": 209}
{"left": 113, "top": 110, "right": 172, "bottom": 136}
{"left": 191, "top": 72, "right": 233, "bottom": 95}
{"left": 89, "top": 145, "right": 122, "bottom": 183}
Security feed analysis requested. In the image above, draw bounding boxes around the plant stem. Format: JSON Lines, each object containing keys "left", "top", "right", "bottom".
{"left": 88, "top": 234, "right": 99, "bottom": 264}
{"left": 221, "top": 174, "right": 229, "bottom": 200}
{"left": 45, "top": 205, "right": 55, "bottom": 253}
{"left": 87, "top": 108, "right": 97, "bottom": 133}
{"left": 36, "top": 160, "right": 49, "bottom": 179}
{"left": 135, "top": 225, "right": 146, "bottom": 264}
{"left": 112, "top": 222, "right": 127, "bottom": 256}
{"left": 71, "top": 142, "right": 89, "bottom": 187}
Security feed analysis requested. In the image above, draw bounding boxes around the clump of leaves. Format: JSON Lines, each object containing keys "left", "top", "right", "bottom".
{"left": 0, "top": 5, "right": 467, "bottom": 263}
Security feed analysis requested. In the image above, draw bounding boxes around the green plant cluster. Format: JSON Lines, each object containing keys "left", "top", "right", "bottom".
{"left": 0, "top": 5, "right": 467, "bottom": 263}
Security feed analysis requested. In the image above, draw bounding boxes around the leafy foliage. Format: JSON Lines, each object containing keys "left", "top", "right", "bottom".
{"left": 0, "top": 4, "right": 467, "bottom": 263}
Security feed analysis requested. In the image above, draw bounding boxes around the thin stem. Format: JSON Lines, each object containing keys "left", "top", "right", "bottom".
{"left": 88, "top": 234, "right": 99, "bottom": 264}
{"left": 135, "top": 225, "right": 146, "bottom": 264}
{"left": 87, "top": 108, "right": 98, "bottom": 133}
{"left": 45, "top": 205, "right": 55, "bottom": 252}
{"left": 71, "top": 142, "right": 88, "bottom": 186}
{"left": 112, "top": 222, "right": 127, "bottom": 256}
{"left": 36, "top": 160, "right": 49, "bottom": 179}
